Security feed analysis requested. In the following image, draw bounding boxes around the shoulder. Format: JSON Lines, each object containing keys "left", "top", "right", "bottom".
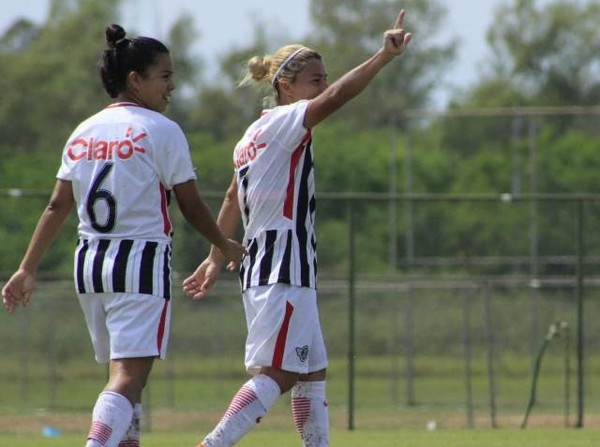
{"left": 133, "top": 107, "right": 183, "bottom": 133}
{"left": 268, "top": 100, "right": 309, "bottom": 118}
{"left": 257, "top": 100, "right": 309, "bottom": 131}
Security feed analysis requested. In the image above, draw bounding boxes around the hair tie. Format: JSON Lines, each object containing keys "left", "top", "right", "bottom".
{"left": 271, "top": 47, "right": 307, "bottom": 87}
{"left": 115, "top": 37, "right": 129, "bottom": 48}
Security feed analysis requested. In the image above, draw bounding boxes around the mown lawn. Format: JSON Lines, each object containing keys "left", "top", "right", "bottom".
{"left": 1, "top": 427, "right": 600, "bottom": 447}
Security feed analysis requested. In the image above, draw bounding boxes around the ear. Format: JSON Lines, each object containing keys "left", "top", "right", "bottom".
{"left": 277, "top": 79, "right": 295, "bottom": 102}
{"left": 126, "top": 70, "right": 142, "bottom": 92}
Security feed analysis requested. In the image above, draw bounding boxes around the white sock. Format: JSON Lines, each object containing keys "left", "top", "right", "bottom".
{"left": 86, "top": 391, "right": 134, "bottom": 447}
{"left": 292, "top": 381, "right": 329, "bottom": 447}
{"left": 117, "top": 402, "right": 141, "bottom": 447}
{"left": 202, "top": 374, "right": 281, "bottom": 447}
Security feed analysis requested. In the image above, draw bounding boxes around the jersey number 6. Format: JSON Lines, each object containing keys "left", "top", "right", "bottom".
{"left": 87, "top": 163, "right": 116, "bottom": 233}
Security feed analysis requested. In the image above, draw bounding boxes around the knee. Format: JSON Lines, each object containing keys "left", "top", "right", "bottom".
{"left": 106, "top": 371, "right": 145, "bottom": 401}
{"left": 299, "top": 368, "right": 327, "bottom": 382}
{"left": 260, "top": 367, "right": 299, "bottom": 394}
{"left": 106, "top": 359, "right": 153, "bottom": 402}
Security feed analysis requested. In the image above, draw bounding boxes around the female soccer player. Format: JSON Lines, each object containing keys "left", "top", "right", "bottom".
{"left": 2, "top": 24, "right": 244, "bottom": 447}
{"left": 182, "top": 9, "right": 412, "bottom": 447}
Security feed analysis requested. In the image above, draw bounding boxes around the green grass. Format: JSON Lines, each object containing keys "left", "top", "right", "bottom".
{"left": 1, "top": 428, "right": 599, "bottom": 447}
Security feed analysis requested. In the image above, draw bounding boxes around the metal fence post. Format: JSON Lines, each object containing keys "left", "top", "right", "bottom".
{"left": 462, "top": 288, "right": 474, "bottom": 429}
{"left": 347, "top": 199, "right": 356, "bottom": 430}
{"left": 484, "top": 281, "right": 498, "bottom": 428}
{"left": 575, "top": 200, "right": 585, "bottom": 428}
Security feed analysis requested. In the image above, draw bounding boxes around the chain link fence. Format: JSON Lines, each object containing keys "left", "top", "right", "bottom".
{"left": 2, "top": 192, "right": 600, "bottom": 433}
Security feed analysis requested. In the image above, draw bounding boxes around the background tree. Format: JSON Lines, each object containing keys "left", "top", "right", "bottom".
{"left": 486, "top": 0, "right": 600, "bottom": 106}
{"left": 441, "top": 0, "right": 600, "bottom": 169}
{"left": 165, "top": 15, "right": 205, "bottom": 129}
{"left": 306, "top": 0, "right": 456, "bottom": 127}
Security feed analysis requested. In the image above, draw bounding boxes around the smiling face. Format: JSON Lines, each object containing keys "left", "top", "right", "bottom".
{"left": 121, "top": 52, "right": 175, "bottom": 113}
{"left": 279, "top": 58, "right": 328, "bottom": 105}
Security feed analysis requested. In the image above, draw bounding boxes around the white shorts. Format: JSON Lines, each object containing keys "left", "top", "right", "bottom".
{"left": 77, "top": 292, "right": 171, "bottom": 364}
{"left": 242, "top": 283, "right": 328, "bottom": 375}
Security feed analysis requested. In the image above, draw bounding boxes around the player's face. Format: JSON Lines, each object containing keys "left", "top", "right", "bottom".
{"left": 134, "top": 52, "right": 175, "bottom": 113}
{"left": 286, "top": 58, "right": 328, "bottom": 103}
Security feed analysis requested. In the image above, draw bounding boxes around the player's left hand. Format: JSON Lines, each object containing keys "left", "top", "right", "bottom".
{"left": 382, "top": 9, "right": 412, "bottom": 56}
{"left": 2, "top": 269, "right": 35, "bottom": 314}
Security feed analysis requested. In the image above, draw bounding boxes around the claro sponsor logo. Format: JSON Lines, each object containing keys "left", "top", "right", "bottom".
{"left": 67, "top": 127, "right": 147, "bottom": 162}
{"left": 234, "top": 129, "right": 266, "bottom": 168}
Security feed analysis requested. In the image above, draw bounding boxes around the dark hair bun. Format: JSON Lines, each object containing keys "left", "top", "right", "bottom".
{"left": 106, "top": 24, "right": 126, "bottom": 48}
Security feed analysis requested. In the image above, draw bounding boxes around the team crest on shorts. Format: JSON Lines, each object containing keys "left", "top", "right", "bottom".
{"left": 295, "top": 345, "right": 309, "bottom": 363}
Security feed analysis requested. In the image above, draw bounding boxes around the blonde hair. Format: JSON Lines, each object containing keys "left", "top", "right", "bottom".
{"left": 239, "top": 44, "right": 321, "bottom": 106}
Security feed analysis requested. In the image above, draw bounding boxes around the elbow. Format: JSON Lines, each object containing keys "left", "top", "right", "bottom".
{"left": 46, "top": 198, "right": 73, "bottom": 218}
{"left": 224, "top": 185, "right": 237, "bottom": 205}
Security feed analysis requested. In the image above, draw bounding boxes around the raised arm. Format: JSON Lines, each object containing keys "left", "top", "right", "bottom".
{"left": 304, "top": 9, "right": 412, "bottom": 129}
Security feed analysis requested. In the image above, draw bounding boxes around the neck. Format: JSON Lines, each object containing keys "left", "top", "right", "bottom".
{"left": 116, "top": 93, "right": 143, "bottom": 107}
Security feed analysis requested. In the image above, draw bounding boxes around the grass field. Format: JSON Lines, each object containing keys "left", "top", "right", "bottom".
{"left": 1, "top": 427, "right": 599, "bottom": 447}
{"left": 2, "top": 280, "right": 600, "bottom": 445}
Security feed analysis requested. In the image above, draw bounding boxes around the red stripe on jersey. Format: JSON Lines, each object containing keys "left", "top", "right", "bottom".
{"left": 273, "top": 301, "right": 294, "bottom": 368}
{"left": 283, "top": 132, "right": 311, "bottom": 219}
{"left": 156, "top": 298, "right": 169, "bottom": 354}
{"left": 159, "top": 184, "right": 172, "bottom": 235}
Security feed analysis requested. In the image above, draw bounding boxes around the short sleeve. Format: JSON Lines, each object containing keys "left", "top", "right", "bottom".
{"left": 267, "top": 100, "right": 309, "bottom": 154}
{"left": 56, "top": 128, "right": 80, "bottom": 181}
{"left": 154, "top": 121, "right": 197, "bottom": 189}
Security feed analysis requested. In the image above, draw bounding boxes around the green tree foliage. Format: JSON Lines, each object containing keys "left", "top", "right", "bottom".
{"left": 186, "top": 25, "right": 273, "bottom": 140}
{"left": 486, "top": 0, "right": 600, "bottom": 106}
{"left": 441, "top": 0, "right": 600, "bottom": 172}
{"left": 0, "top": 18, "right": 39, "bottom": 53}
{"left": 163, "top": 15, "right": 204, "bottom": 129}
{"left": 306, "top": 0, "right": 456, "bottom": 126}
{"left": 0, "top": 0, "right": 119, "bottom": 158}
{"left": 2, "top": 0, "right": 600, "bottom": 279}
{"left": 0, "top": 0, "right": 202, "bottom": 272}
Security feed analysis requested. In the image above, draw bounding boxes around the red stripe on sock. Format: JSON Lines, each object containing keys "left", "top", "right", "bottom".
{"left": 292, "top": 397, "right": 311, "bottom": 436}
{"left": 223, "top": 385, "right": 258, "bottom": 419}
{"left": 118, "top": 441, "right": 140, "bottom": 447}
{"left": 88, "top": 421, "right": 113, "bottom": 444}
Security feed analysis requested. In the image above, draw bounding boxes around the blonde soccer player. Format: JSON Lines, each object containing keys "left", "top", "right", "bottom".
{"left": 183, "top": 8, "right": 412, "bottom": 447}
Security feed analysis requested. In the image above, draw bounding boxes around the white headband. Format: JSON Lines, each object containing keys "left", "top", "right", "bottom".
{"left": 271, "top": 47, "right": 307, "bottom": 87}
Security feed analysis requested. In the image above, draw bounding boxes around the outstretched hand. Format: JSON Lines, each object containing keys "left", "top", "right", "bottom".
{"left": 2, "top": 269, "right": 35, "bottom": 314}
{"left": 183, "top": 239, "right": 246, "bottom": 300}
{"left": 182, "top": 258, "right": 223, "bottom": 300}
{"left": 382, "top": 9, "right": 412, "bottom": 56}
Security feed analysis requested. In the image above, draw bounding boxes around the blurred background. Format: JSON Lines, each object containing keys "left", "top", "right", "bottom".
{"left": 1, "top": 0, "right": 600, "bottom": 436}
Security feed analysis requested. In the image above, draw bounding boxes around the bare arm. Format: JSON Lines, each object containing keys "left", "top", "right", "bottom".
{"left": 182, "top": 173, "right": 242, "bottom": 299}
{"left": 2, "top": 179, "right": 74, "bottom": 313}
{"left": 173, "top": 179, "right": 244, "bottom": 263}
{"left": 206, "top": 174, "right": 242, "bottom": 263}
{"left": 304, "top": 9, "right": 412, "bottom": 129}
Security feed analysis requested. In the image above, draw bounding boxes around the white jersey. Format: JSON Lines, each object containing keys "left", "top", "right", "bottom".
{"left": 233, "top": 100, "right": 317, "bottom": 291}
{"left": 57, "top": 102, "right": 197, "bottom": 299}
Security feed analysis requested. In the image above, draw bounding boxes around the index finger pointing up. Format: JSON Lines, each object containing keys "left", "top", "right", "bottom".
{"left": 394, "top": 9, "right": 405, "bottom": 29}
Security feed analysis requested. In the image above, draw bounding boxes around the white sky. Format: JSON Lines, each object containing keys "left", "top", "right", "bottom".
{"left": 0, "top": 0, "right": 504, "bottom": 107}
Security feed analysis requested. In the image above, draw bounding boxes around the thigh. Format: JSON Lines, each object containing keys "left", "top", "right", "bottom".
{"left": 78, "top": 293, "right": 111, "bottom": 363}
{"left": 243, "top": 284, "right": 325, "bottom": 375}
{"left": 104, "top": 293, "right": 171, "bottom": 361}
